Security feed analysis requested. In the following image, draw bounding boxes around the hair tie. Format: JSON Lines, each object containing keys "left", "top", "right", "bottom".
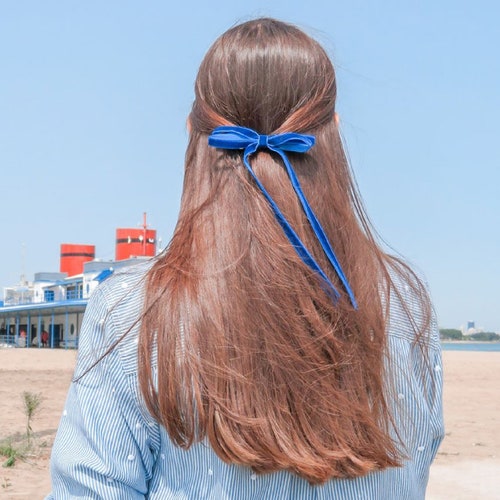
{"left": 208, "top": 125, "right": 357, "bottom": 309}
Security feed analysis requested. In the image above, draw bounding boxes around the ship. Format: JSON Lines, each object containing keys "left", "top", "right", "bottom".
{"left": 0, "top": 214, "right": 157, "bottom": 349}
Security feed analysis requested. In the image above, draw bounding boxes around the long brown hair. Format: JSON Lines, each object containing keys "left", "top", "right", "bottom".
{"left": 138, "top": 18, "right": 431, "bottom": 484}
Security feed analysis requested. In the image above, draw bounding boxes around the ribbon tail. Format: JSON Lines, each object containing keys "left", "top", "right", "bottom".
{"left": 274, "top": 149, "right": 358, "bottom": 309}
{"left": 242, "top": 151, "right": 342, "bottom": 302}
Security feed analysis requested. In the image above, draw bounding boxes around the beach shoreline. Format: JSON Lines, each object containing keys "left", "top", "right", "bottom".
{"left": 441, "top": 340, "right": 500, "bottom": 345}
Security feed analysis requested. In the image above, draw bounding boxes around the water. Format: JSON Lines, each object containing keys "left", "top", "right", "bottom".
{"left": 441, "top": 342, "right": 500, "bottom": 352}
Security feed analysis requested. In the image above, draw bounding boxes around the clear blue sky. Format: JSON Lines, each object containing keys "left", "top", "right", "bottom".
{"left": 1, "top": 1, "right": 498, "bottom": 331}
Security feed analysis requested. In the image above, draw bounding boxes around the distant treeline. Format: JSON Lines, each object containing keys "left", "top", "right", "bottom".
{"left": 439, "top": 328, "right": 500, "bottom": 341}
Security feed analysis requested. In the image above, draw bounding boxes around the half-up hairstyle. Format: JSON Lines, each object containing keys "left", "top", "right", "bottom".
{"left": 138, "top": 18, "right": 431, "bottom": 484}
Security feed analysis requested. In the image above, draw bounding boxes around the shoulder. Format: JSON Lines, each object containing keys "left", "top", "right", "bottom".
{"left": 76, "top": 259, "right": 154, "bottom": 375}
{"left": 385, "top": 259, "right": 440, "bottom": 350}
{"left": 95, "top": 259, "right": 153, "bottom": 311}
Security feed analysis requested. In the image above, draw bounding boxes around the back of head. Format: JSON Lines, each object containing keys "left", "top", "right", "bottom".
{"left": 139, "top": 18, "right": 418, "bottom": 484}
{"left": 191, "top": 18, "right": 335, "bottom": 134}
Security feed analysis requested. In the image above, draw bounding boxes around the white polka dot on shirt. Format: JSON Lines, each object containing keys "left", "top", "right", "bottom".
{"left": 127, "top": 454, "right": 135, "bottom": 461}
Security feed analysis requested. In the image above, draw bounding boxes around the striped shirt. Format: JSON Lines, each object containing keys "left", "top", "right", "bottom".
{"left": 47, "top": 262, "right": 444, "bottom": 499}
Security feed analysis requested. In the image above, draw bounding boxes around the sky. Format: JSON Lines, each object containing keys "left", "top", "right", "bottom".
{"left": 0, "top": 1, "right": 499, "bottom": 331}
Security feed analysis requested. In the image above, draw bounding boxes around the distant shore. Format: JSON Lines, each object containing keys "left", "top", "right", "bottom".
{"left": 441, "top": 340, "right": 500, "bottom": 343}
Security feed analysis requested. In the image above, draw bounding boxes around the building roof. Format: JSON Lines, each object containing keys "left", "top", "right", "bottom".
{"left": 0, "top": 299, "right": 87, "bottom": 316}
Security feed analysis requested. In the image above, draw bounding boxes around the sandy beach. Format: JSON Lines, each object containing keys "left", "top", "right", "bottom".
{"left": 0, "top": 348, "right": 499, "bottom": 499}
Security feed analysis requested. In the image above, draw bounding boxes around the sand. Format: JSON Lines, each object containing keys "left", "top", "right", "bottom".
{"left": 0, "top": 349, "right": 499, "bottom": 499}
{"left": 427, "top": 351, "right": 500, "bottom": 500}
{"left": 0, "top": 349, "right": 76, "bottom": 499}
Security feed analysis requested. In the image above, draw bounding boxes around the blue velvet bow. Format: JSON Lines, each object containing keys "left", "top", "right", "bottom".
{"left": 208, "top": 125, "right": 357, "bottom": 309}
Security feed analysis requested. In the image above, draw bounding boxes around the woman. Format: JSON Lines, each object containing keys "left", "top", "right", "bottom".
{"left": 48, "top": 18, "right": 443, "bottom": 499}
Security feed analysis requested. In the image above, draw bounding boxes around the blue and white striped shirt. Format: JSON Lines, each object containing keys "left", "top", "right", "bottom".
{"left": 47, "top": 262, "right": 444, "bottom": 499}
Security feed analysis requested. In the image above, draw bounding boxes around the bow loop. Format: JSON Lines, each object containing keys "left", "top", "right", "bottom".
{"left": 207, "top": 126, "right": 258, "bottom": 150}
{"left": 267, "top": 133, "right": 315, "bottom": 153}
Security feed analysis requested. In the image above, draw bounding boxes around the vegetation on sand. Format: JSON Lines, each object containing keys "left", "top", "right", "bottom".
{"left": 0, "top": 391, "right": 44, "bottom": 468}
